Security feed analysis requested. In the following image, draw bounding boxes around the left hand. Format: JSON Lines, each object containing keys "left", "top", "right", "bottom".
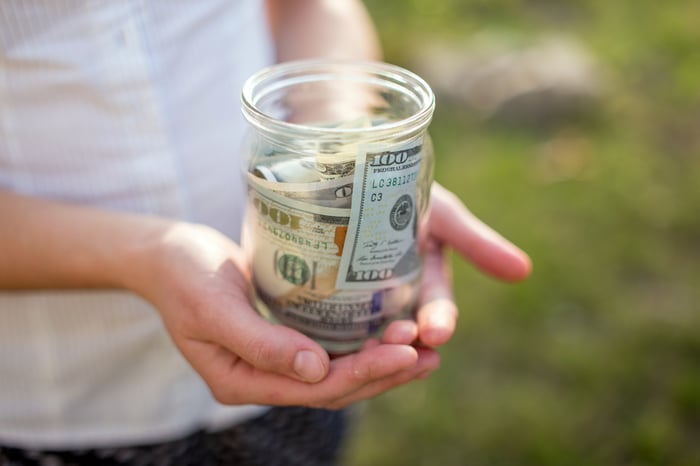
{"left": 381, "top": 182, "right": 532, "bottom": 353}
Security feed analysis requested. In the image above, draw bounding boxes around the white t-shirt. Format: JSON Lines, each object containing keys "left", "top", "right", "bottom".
{"left": 0, "top": 0, "right": 275, "bottom": 449}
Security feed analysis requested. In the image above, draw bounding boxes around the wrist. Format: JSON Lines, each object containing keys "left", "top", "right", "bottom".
{"left": 115, "top": 214, "right": 180, "bottom": 301}
{"left": 118, "top": 220, "right": 253, "bottom": 322}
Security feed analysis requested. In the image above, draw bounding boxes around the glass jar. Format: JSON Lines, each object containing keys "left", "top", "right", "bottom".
{"left": 240, "top": 60, "right": 435, "bottom": 353}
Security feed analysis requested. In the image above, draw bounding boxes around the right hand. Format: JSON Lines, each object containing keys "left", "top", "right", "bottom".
{"left": 127, "top": 221, "right": 440, "bottom": 409}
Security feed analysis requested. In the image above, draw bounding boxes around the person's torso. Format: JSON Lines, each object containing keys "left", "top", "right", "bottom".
{"left": 0, "top": 0, "right": 274, "bottom": 448}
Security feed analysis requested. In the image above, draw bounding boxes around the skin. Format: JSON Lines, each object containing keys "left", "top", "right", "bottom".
{"left": 267, "top": 0, "right": 383, "bottom": 62}
{"left": 0, "top": 182, "right": 530, "bottom": 409}
{"left": 0, "top": 0, "right": 531, "bottom": 410}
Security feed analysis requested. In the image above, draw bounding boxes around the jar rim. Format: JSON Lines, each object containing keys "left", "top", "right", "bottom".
{"left": 241, "top": 59, "right": 435, "bottom": 140}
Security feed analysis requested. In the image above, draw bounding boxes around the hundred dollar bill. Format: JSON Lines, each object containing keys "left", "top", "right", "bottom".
{"left": 252, "top": 155, "right": 327, "bottom": 183}
{"left": 336, "top": 139, "right": 424, "bottom": 290}
{"left": 247, "top": 171, "right": 354, "bottom": 208}
{"left": 246, "top": 182, "right": 416, "bottom": 344}
{"left": 246, "top": 183, "right": 349, "bottom": 298}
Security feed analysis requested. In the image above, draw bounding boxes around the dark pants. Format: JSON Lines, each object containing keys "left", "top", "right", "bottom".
{"left": 0, "top": 407, "right": 348, "bottom": 466}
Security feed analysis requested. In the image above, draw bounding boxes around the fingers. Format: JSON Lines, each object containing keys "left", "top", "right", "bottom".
{"left": 157, "top": 221, "right": 443, "bottom": 410}
{"left": 192, "top": 340, "right": 434, "bottom": 408}
{"left": 382, "top": 319, "right": 418, "bottom": 345}
{"left": 219, "top": 308, "right": 331, "bottom": 383}
{"left": 181, "top": 292, "right": 435, "bottom": 407}
{"left": 429, "top": 182, "right": 532, "bottom": 282}
{"left": 416, "top": 238, "right": 457, "bottom": 347}
{"left": 204, "top": 182, "right": 530, "bottom": 388}
{"left": 169, "top": 181, "right": 533, "bottom": 410}
{"left": 322, "top": 346, "right": 440, "bottom": 409}
{"left": 382, "top": 240, "right": 457, "bottom": 348}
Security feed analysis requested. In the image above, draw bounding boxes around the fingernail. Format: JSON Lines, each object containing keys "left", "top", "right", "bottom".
{"left": 428, "top": 311, "right": 451, "bottom": 329}
{"left": 294, "top": 350, "right": 326, "bottom": 382}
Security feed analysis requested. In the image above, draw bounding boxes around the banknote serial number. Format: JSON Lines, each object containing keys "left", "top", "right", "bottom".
{"left": 370, "top": 172, "right": 417, "bottom": 190}
{"left": 369, "top": 173, "right": 417, "bottom": 203}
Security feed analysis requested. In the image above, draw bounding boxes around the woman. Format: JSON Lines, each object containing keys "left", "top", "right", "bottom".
{"left": 0, "top": 1, "right": 531, "bottom": 464}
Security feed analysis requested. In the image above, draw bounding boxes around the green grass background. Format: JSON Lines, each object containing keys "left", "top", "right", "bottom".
{"left": 343, "top": 1, "right": 700, "bottom": 465}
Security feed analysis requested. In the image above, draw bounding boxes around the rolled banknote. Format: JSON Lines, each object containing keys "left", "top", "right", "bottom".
{"left": 247, "top": 171, "right": 354, "bottom": 209}
{"left": 253, "top": 151, "right": 357, "bottom": 184}
{"left": 252, "top": 155, "right": 326, "bottom": 183}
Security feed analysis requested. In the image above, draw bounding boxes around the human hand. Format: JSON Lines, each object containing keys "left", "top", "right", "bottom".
{"left": 382, "top": 182, "right": 532, "bottom": 347}
{"left": 127, "top": 222, "right": 439, "bottom": 409}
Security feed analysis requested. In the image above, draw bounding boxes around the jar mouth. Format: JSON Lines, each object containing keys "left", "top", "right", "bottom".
{"left": 241, "top": 59, "right": 435, "bottom": 141}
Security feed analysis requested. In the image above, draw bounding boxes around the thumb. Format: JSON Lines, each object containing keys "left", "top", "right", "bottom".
{"left": 211, "top": 295, "right": 331, "bottom": 383}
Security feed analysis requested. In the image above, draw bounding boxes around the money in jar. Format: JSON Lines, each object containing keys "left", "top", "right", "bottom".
{"left": 240, "top": 60, "right": 435, "bottom": 353}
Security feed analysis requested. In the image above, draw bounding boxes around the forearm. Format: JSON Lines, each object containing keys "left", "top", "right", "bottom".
{"left": 0, "top": 189, "right": 169, "bottom": 291}
{"left": 266, "top": 0, "right": 382, "bottom": 62}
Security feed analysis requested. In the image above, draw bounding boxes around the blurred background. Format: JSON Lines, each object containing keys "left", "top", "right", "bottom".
{"left": 343, "top": 1, "right": 700, "bottom": 465}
